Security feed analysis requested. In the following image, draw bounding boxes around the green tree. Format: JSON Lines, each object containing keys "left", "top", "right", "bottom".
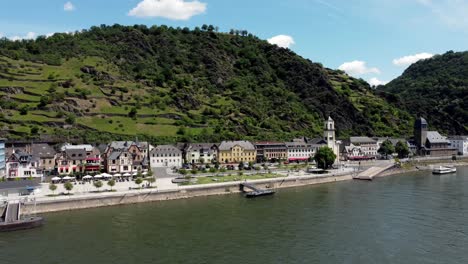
{"left": 128, "top": 107, "right": 138, "bottom": 119}
{"left": 179, "top": 169, "right": 187, "bottom": 175}
{"left": 107, "top": 179, "right": 115, "bottom": 191}
{"left": 94, "top": 180, "right": 103, "bottom": 192}
{"left": 65, "top": 113, "right": 76, "bottom": 125}
{"left": 30, "top": 126, "right": 39, "bottom": 135}
{"left": 19, "top": 105, "right": 29, "bottom": 115}
{"left": 64, "top": 182, "right": 73, "bottom": 194}
{"left": 135, "top": 177, "right": 143, "bottom": 188}
{"left": 238, "top": 161, "right": 245, "bottom": 170}
{"left": 147, "top": 177, "right": 155, "bottom": 187}
{"left": 378, "top": 139, "right": 395, "bottom": 159}
{"left": 395, "top": 141, "right": 410, "bottom": 158}
{"left": 49, "top": 183, "right": 57, "bottom": 195}
{"left": 314, "top": 147, "right": 336, "bottom": 170}
{"left": 146, "top": 169, "right": 153, "bottom": 178}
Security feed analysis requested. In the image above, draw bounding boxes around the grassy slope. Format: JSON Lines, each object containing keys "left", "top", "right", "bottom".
{"left": 0, "top": 25, "right": 415, "bottom": 142}
{"left": 379, "top": 51, "right": 468, "bottom": 135}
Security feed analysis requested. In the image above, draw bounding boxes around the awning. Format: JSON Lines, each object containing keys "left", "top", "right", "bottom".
{"left": 83, "top": 175, "right": 93, "bottom": 179}
{"left": 51, "top": 177, "right": 61, "bottom": 181}
{"left": 288, "top": 158, "right": 309, "bottom": 161}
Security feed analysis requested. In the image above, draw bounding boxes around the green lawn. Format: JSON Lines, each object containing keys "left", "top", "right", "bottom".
{"left": 186, "top": 173, "right": 283, "bottom": 185}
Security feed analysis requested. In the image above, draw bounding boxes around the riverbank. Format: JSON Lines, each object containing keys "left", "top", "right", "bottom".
{"left": 22, "top": 170, "right": 354, "bottom": 214}
{"left": 378, "top": 159, "right": 468, "bottom": 177}
{"left": 21, "top": 158, "right": 468, "bottom": 214}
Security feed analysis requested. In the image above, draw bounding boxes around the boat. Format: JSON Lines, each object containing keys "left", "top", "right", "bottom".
{"left": 244, "top": 189, "right": 276, "bottom": 198}
{"left": 0, "top": 201, "right": 44, "bottom": 232}
{"left": 432, "top": 166, "right": 457, "bottom": 175}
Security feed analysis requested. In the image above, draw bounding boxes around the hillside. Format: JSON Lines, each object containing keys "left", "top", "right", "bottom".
{"left": 379, "top": 51, "right": 468, "bottom": 135}
{"left": 0, "top": 24, "right": 413, "bottom": 143}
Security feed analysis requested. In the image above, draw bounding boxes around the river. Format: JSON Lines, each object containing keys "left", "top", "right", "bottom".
{"left": 1, "top": 167, "right": 468, "bottom": 264}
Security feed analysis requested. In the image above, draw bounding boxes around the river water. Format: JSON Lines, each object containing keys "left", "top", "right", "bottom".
{"left": 1, "top": 167, "right": 468, "bottom": 264}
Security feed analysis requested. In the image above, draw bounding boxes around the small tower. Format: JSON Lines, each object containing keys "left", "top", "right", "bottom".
{"left": 324, "top": 116, "right": 335, "bottom": 148}
{"left": 324, "top": 116, "right": 340, "bottom": 161}
{"left": 414, "top": 117, "right": 428, "bottom": 154}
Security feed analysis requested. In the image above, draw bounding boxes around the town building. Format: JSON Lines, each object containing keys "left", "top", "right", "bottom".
{"left": 104, "top": 141, "right": 150, "bottom": 173}
{"left": 217, "top": 141, "right": 256, "bottom": 164}
{"left": 413, "top": 117, "right": 457, "bottom": 157}
{"left": 30, "top": 143, "right": 56, "bottom": 176}
{"left": 184, "top": 143, "right": 218, "bottom": 164}
{"left": 286, "top": 138, "right": 317, "bottom": 162}
{"left": 6, "top": 150, "right": 41, "bottom": 179}
{"left": 150, "top": 145, "right": 183, "bottom": 168}
{"left": 254, "top": 142, "right": 287, "bottom": 162}
{"left": 57, "top": 146, "right": 101, "bottom": 175}
{"left": 343, "top": 137, "right": 378, "bottom": 160}
{"left": 0, "top": 138, "right": 6, "bottom": 179}
{"left": 449, "top": 136, "right": 468, "bottom": 155}
{"left": 106, "top": 150, "right": 133, "bottom": 173}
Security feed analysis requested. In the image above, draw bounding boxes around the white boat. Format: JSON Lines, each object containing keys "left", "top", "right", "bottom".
{"left": 432, "top": 166, "right": 457, "bottom": 174}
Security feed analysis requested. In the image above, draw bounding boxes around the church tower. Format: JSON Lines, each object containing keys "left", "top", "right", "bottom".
{"left": 324, "top": 116, "right": 340, "bottom": 161}
{"left": 414, "top": 117, "right": 428, "bottom": 155}
{"left": 324, "top": 116, "right": 335, "bottom": 148}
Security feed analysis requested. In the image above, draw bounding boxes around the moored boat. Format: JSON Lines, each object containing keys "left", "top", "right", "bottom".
{"left": 0, "top": 201, "right": 44, "bottom": 232}
{"left": 0, "top": 216, "right": 44, "bottom": 232}
{"left": 432, "top": 166, "right": 457, "bottom": 174}
{"left": 245, "top": 189, "right": 275, "bottom": 198}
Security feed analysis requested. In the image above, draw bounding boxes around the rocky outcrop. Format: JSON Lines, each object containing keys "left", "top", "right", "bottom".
{"left": 80, "top": 66, "right": 115, "bottom": 82}
{"left": 0, "top": 86, "right": 24, "bottom": 94}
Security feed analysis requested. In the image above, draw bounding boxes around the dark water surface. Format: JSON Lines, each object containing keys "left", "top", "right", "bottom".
{"left": 1, "top": 167, "right": 468, "bottom": 264}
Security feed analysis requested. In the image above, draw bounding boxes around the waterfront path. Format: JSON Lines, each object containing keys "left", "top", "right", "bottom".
{"left": 7, "top": 167, "right": 356, "bottom": 204}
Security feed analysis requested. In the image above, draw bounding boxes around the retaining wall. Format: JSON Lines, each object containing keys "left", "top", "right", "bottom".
{"left": 23, "top": 173, "right": 353, "bottom": 214}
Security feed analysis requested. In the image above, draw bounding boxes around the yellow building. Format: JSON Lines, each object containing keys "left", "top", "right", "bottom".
{"left": 217, "top": 141, "right": 256, "bottom": 164}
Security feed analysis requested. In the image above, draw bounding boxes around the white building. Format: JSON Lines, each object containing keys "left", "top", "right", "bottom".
{"left": 449, "top": 136, "right": 468, "bottom": 155}
{"left": 150, "top": 145, "right": 183, "bottom": 168}
{"left": 106, "top": 151, "right": 134, "bottom": 173}
{"left": 6, "top": 150, "right": 42, "bottom": 179}
{"left": 344, "top": 137, "right": 378, "bottom": 160}
{"left": 184, "top": 143, "right": 218, "bottom": 164}
{"left": 286, "top": 139, "right": 316, "bottom": 162}
{"left": 60, "top": 143, "right": 94, "bottom": 152}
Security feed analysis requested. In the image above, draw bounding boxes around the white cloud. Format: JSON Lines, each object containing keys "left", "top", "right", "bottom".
{"left": 392, "top": 52, "right": 434, "bottom": 66}
{"left": 368, "top": 77, "right": 388, "bottom": 87}
{"left": 128, "top": 0, "right": 207, "bottom": 20}
{"left": 267, "top": 35, "right": 295, "bottom": 48}
{"left": 9, "top": 32, "right": 37, "bottom": 41}
{"left": 64, "top": 1, "right": 75, "bottom": 11}
{"left": 338, "top": 60, "right": 380, "bottom": 76}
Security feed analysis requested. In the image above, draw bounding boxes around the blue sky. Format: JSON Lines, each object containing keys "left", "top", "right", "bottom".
{"left": 1, "top": 0, "right": 468, "bottom": 84}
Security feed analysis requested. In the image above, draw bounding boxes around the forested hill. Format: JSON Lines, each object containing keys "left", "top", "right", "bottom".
{"left": 0, "top": 24, "right": 413, "bottom": 143}
{"left": 379, "top": 51, "right": 468, "bottom": 135}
